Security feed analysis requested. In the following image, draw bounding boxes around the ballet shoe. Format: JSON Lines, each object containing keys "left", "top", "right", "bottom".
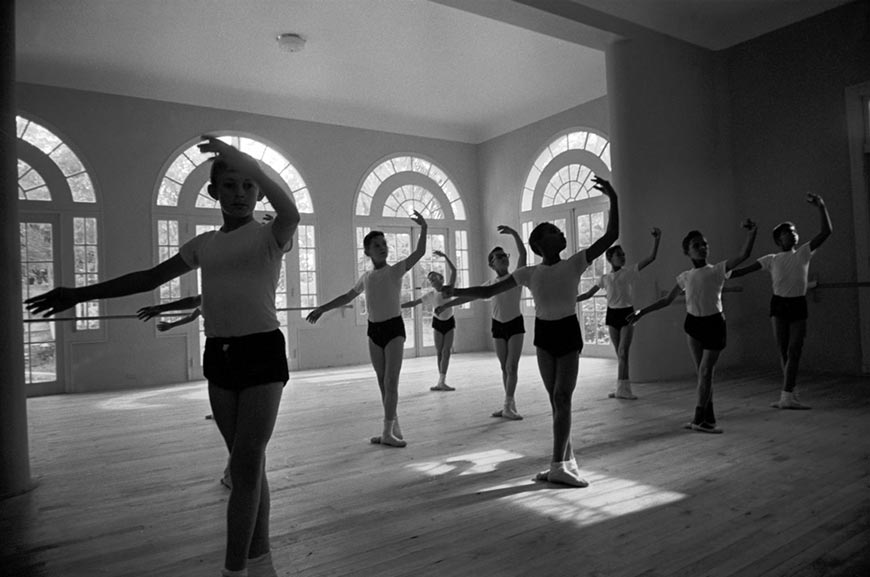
{"left": 547, "top": 463, "right": 589, "bottom": 488}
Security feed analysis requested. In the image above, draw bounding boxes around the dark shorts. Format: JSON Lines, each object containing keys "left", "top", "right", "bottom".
{"left": 432, "top": 316, "right": 456, "bottom": 335}
{"left": 203, "top": 329, "right": 289, "bottom": 391}
{"left": 605, "top": 306, "right": 634, "bottom": 329}
{"left": 534, "top": 315, "right": 583, "bottom": 358}
{"left": 491, "top": 315, "right": 525, "bottom": 341}
{"left": 770, "top": 295, "right": 808, "bottom": 322}
{"left": 684, "top": 312, "right": 727, "bottom": 351}
{"left": 367, "top": 316, "right": 406, "bottom": 349}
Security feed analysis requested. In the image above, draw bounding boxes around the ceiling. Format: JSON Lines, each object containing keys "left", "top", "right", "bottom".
{"left": 15, "top": 0, "right": 849, "bottom": 144}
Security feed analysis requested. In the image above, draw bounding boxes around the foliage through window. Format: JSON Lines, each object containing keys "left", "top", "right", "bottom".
{"left": 18, "top": 114, "right": 102, "bottom": 388}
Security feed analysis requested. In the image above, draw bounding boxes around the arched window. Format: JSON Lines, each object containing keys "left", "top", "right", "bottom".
{"left": 353, "top": 155, "right": 468, "bottom": 356}
{"left": 18, "top": 114, "right": 101, "bottom": 392}
{"left": 153, "top": 134, "right": 316, "bottom": 375}
{"left": 520, "top": 129, "right": 613, "bottom": 352}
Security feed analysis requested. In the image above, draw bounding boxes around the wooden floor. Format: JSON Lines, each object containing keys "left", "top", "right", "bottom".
{"left": 2, "top": 353, "right": 869, "bottom": 577}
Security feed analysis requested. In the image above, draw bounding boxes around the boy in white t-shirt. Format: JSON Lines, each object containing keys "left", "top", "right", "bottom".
{"left": 577, "top": 227, "right": 661, "bottom": 399}
{"left": 629, "top": 220, "right": 757, "bottom": 434}
{"left": 402, "top": 250, "right": 457, "bottom": 391}
{"left": 307, "top": 212, "right": 428, "bottom": 448}
{"left": 730, "top": 194, "right": 832, "bottom": 409}
{"left": 443, "top": 176, "right": 619, "bottom": 488}
{"left": 27, "top": 137, "right": 301, "bottom": 577}
{"left": 437, "top": 225, "right": 528, "bottom": 420}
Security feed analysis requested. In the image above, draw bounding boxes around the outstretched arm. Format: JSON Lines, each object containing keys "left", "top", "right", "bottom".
{"left": 627, "top": 284, "right": 682, "bottom": 324}
{"left": 198, "top": 136, "right": 300, "bottom": 248}
{"left": 26, "top": 254, "right": 193, "bottom": 318}
{"left": 401, "top": 211, "right": 429, "bottom": 271}
{"left": 584, "top": 176, "right": 619, "bottom": 263}
{"left": 306, "top": 288, "right": 360, "bottom": 324}
{"left": 725, "top": 219, "right": 758, "bottom": 272}
{"left": 434, "top": 250, "right": 457, "bottom": 286}
{"left": 729, "top": 261, "right": 762, "bottom": 279}
{"left": 807, "top": 193, "right": 832, "bottom": 251}
{"left": 637, "top": 227, "right": 662, "bottom": 271}
{"left": 448, "top": 276, "right": 518, "bottom": 303}
{"left": 137, "top": 294, "right": 203, "bottom": 321}
{"left": 401, "top": 298, "right": 423, "bottom": 309}
{"left": 576, "top": 285, "right": 601, "bottom": 302}
{"left": 440, "top": 296, "right": 475, "bottom": 308}
{"left": 498, "top": 225, "right": 527, "bottom": 268}
{"left": 156, "top": 308, "right": 202, "bottom": 332}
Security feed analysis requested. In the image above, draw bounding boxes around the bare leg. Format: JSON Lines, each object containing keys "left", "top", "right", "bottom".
{"left": 434, "top": 329, "right": 444, "bottom": 382}
{"left": 608, "top": 326, "right": 622, "bottom": 377}
{"left": 785, "top": 320, "right": 807, "bottom": 392}
{"left": 535, "top": 348, "right": 586, "bottom": 486}
{"left": 431, "top": 329, "right": 455, "bottom": 390}
{"left": 368, "top": 338, "right": 387, "bottom": 402}
{"left": 684, "top": 336, "right": 721, "bottom": 431}
{"left": 369, "top": 337, "right": 406, "bottom": 446}
{"left": 772, "top": 317, "right": 806, "bottom": 393}
{"left": 686, "top": 337, "right": 722, "bottom": 432}
{"left": 493, "top": 334, "right": 524, "bottom": 418}
{"left": 504, "top": 333, "right": 523, "bottom": 399}
{"left": 209, "top": 382, "right": 283, "bottom": 572}
{"left": 696, "top": 348, "right": 720, "bottom": 409}
{"left": 687, "top": 335, "right": 703, "bottom": 371}
{"left": 771, "top": 318, "right": 810, "bottom": 409}
{"left": 439, "top": 329, "right": 454, "bottom": 376}
{"left": 616, "top": 325, "right": 634, "bottom": 381}
{"left": 609, "top": 325, "right": 637, "bottom": 399}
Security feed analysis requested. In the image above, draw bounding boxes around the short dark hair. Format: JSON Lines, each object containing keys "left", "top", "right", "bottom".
{"left": 682, "top": 230, "right": 704, "bottom": 254}
{"left": 605, "top": 245, "right": 622, "bottom": 261}
{"left": 528, "top": 222, "right": 555, "bottom": 257}
{"left": 363, "top": 230, "right": 384, "bottom": 251}
{"left": 206, "top": 158, "right": 230, "bottom": 199}
{"left": 772, "top": 221, "right": 794, "bottom": 245}
{"left": 488, "top": 246, "right": 505, "bottom": 265}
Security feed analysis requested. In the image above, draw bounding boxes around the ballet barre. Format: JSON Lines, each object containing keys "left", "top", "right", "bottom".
{"left": 808, "top": 280, "right": 870, "bottom": 289}
{"left": 22, "top": 305, "right": 352, "bottom": 323}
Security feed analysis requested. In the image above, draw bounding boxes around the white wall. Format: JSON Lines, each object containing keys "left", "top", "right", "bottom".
{"left": 16, "top": 83, "right": 483, "bottom": 391}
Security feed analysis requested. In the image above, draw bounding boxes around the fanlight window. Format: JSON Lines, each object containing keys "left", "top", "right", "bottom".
{"left": 157, "top": 135, "right": 314, "bottom": 214}
{"left": 17, "top": 116, "right": 96, "bottom": 203}
{"left": 521, "top": 130, "right": 611, "bottom": 212}
{"left": 356, "top": 155, "right": 465, "bottom": 220}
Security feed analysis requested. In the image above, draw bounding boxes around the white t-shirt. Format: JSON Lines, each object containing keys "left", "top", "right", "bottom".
{"left": 512, "top": 252, "right": 589, "bottom": 321}
{"left": 421, "top": 290, "right": 453, "bottom": 321}
{"left": 485, "top": 274, "right": 523, "bottom": 323}
{"left": 757, "top": 243, "right": 814, "bottom": 297}
{"left": 353, "top": 262, "right": 407, "bottom": 323}
{"left": 676, "top": 260, "right": 730, "bottom": 317}
{"left": 598, "top": 264, "right": 640, "bottom": 309}
{"left": 179, "top": 220, "right": 290, "bottom": 338}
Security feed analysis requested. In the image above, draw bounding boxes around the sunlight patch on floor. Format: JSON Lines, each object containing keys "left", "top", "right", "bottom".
{"left": 407, "top": 449, "right": 525, "bottom": 476}
{"left": 481, "top": 472, "right": 687, "bottom": 527}
{"left": 97, "top": 383, "right": 205, "bottom": 410}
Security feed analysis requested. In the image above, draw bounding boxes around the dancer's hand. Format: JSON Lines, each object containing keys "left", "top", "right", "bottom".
{"left": 25, "top": 287, "right": 77, "bottom": 317}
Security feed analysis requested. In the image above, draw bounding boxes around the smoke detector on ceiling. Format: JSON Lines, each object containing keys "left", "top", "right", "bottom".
{"left": 276, "top": 33, "right": 306, "bottom": 53}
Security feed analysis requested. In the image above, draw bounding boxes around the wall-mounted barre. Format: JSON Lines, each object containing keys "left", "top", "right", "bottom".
{"left": 22, "top": 305, "right": 353, "bottom": 323}
{"left": 808, "top": 280, "right": 870, "bottom": 289}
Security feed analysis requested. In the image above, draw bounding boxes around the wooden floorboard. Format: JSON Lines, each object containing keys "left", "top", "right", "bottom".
{"left": 2, "top": 352, "right": 869, "bottom": 577}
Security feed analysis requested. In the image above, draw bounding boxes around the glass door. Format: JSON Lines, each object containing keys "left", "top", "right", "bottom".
{"left": 575, "top": 209, "right": 612, "bottom": 356}
{"left": 550, "top": 208, "right": 612, "bottom": 357}
{"left": 409, "top": 229, "right": 447, "bottom": 356}
{"left": 20, "top": 216, "right": 63, "bottom": 395}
